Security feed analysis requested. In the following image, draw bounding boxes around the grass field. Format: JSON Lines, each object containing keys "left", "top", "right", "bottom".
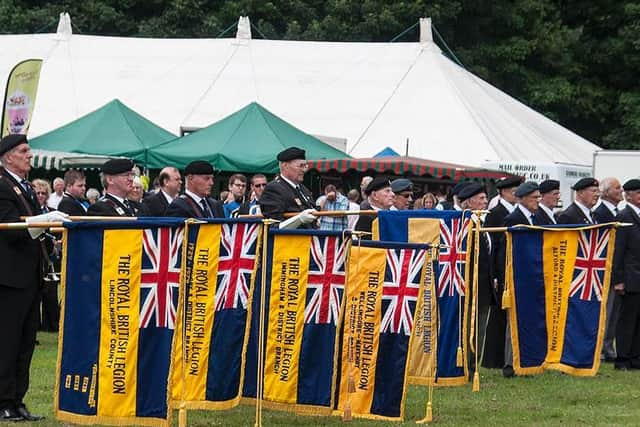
{"left": 15, "top": 331, "right": 640, "bottom": 426}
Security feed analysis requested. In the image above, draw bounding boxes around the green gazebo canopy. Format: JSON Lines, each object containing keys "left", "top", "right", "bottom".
{"left": 146, "top": 102, "right": 348, "bottom": 172}
{"left": 29, "top": 99, "right": 176, "bottom": 165}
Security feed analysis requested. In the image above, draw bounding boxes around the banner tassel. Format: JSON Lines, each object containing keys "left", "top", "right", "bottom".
{"left": 343, "top": 400, "right": 352, "bottom": 422}
{"left": 178, "top": 404, "right": 187, "bottom": 427}
{"left": 416, "top": 401, "right": 433, "bottom": 424}
{"left": 472, "top": 371, "right": 480, "bottom": 392}
{"left": 456, "top": 346, "right": 463, "bottom": 367}
{"left": 501, "top": 287, "right": 511, "bottom": 309}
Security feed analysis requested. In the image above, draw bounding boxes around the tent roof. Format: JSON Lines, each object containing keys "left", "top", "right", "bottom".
{"left": 1, "top": 16, "right": 599, "bottom": 167}
{"left": 28, "top": 99, "right": 175, "bottom": 164}
{"left": 147, "top": 102, "right": 347, "bottom": 172}
{"left": 307, "top": 156, "right": 516, "bottom": 181}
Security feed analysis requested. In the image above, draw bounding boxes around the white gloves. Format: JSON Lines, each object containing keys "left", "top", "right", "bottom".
{"left": 279, "top": 209, "right": 317, "bottom": 229}
{"left": 26, "top": 211, "right": 70, "bottom": 239}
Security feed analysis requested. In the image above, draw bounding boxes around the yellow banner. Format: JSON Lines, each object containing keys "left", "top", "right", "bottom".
{"left": 2, "top": 59, "right": 43, "bottom": 137}
{"left": 97, "top": 230, "right": 141, "bottom": 417}
{"left": 542, "top": 230, "right": 578, "bottom": 362}
{"left": 336, "top": 245, "right": 386, "bottom": 415}
{"left": 263, "top": 234, "right": 309, "bottom": 404}
{"left": 170, "top": 224, "right": 220, "bottom": 404}
{"left": 406, "top": 219, "right": 439, "bottom": 384}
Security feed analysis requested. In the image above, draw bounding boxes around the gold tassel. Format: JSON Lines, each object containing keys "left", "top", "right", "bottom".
{"left": 426, "top": 401, "right": 433, "bottom": 423}
{"left": 347, "top": 374, "right": 356, "bottom": 393}
{"left": 456, "top": 346, "right": 463, "bottom": 367}
{"left": 472, "top": 371, "right": 480, "bottom": 392}
{"left": 178, "top": 404, "right": 187, "bottom": 427}
{"left": 501, "top": 287, "right": 511, "bottom": 309}
{"left": 343, "top": 401, "right": 352, "bottom": 422}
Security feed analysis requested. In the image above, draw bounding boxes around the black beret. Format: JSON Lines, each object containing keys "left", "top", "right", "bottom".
{"left": 495, "top": 176, "right": 523, "bottom": 190}
{"left": 515, "top": 181, "right": 539, "bottom": 198}
{"left": 451, "top": 181, "right": 471, "bottom": 196}
{"left": 364, "top": 176, "right": 391, "bottom": 196}
{"left": 571, "top": 177, "right": 598, "bottom": 191}
{"left": 538, "top": 179, "right": 560, "bottom": 194}
{"left": 102, "top": 158, "right": 134, "bottom": 175}
{"left": 623, "top": 179, "right": 640, "bottom": 192}
{"left": 458, "top": 182, "right": 485, "bottom": 201}
{"left": 184, "top": 160, "right": 214, "bottom": 175}
{"left": 277, "top": 146, "right": 306, "bottom": 162}
{"left": 0, "top": 134, "right": 28, "bottom": 157}
{"left": 391, "top": 178, "right": 413, "bottom": 193}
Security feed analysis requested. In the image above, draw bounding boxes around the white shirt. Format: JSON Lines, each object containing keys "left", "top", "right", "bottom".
{"left": 160, "top": 189, "right": 174, "bottom": 205}
{"left": 348, "top": 201, "right": 359, "bottom": 230}
{"left": 47, "top": 192, "right": 63, "bottom": 209}
{"left": 500, "top": 198, "right": 516, "bottom": 214}
{"left": 598, "top": 199, "right": 618, "bottom": 217}
{"left": 538, "top": 204, "right": 556, "bottom": 224}
{"left": 574, "top": 200, "right": 595, "bottom": 223}
{"left": 516, "top": 204, "right": 534, "bottom": 225}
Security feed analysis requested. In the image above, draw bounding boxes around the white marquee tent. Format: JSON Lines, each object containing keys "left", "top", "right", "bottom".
{"left": 0, "top": 14, "right": 599, "bottom": 168}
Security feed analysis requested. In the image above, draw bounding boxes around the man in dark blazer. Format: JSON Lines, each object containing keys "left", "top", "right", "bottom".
{"left": 354, "top": 177, "right": 394, "bottom": 236}
{"left": 482, "top": 175, "right": 521, "bottom": 370}
{"left": 87, "top": 159, "right": 137, "bottom": 217}
{"left": 500, "top": 181, "right": 540, "bottom": 377}
{"left": 260, "top": 147, "right": 317, "bottom": 229}
{"left": 557, "top": 177, "right": 600, "bottom": 225}
{"left": 535, "top": 179, "right": 560, "bottom": 225}
{"left": 57, "top": 169, "right": 88, "bottom": 216}
{"left": 458, "top": 183, "right": 494, "bottom": 373}
{"left": 612, "top": 179, "right": 640, "bottom": 370}
{"left": 0, "top": 135, "right": 45, "bottom": 421}
{"left": 165, "top": 161, "right": 224, "bottom": 218}
{"left": 594, "top": 177, "right": 623, "bottom": 362}
{"left": 139, "top": 167, "right": 182, "bottom": 217}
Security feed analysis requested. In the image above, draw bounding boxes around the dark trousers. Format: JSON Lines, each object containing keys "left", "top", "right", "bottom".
{"left": 603, "top": 288, "right": 621, "bottom": 358}
{"left": 0, "top": 284, "right": 39, "bottom": 409}
{"left": 615, "top": 292, "right": 640, "bottom": 367}
{"left": 40, "top": 281, "right": 60, "bottom": 332}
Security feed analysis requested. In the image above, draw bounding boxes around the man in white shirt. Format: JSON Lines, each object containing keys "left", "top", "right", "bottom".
{"left": 557, "top": 177, "right": 600, "bottom": 225}
{"left": 535, "top": 179, "right": 560, "bottom": 225}
{"left": 140, "top": 167, "right": 182, "bottom": 216}
{"left": 47, "top": 177, "right": 64, "bottom": 209}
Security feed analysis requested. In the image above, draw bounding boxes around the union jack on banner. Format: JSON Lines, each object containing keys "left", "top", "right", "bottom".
{"left": 438, "top": 217, "right": 470, "bottom": 297}
{"left": 216, "top": 222, "right": 260, "bottom": 311}
{"left": 569, "top": 228, "right": 610, "bottom": 301}
{"left": 140, "top": 227, "right": 184, "bottom": 329}
{"left": 304, "top": 235, "right": 347, "bottom": 325}
{"left": 381, "top": 248, "right": 425, "bottom": 335}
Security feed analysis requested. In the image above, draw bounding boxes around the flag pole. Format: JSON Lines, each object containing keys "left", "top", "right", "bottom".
{"left": 177, "top": 221, "right": 194, "bottom": 427}
{"left": 471, "top": 215, "right": 481, "bottom": 392}
{"left": 417, "top": 246, "right": 437, "bottom": 424}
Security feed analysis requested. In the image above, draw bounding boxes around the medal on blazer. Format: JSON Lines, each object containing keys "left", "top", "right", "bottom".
{"left": 294, "top": 198, "right": 302, "bottom": 207}
{"left": 13, "top": 186, "right": 21, "bottom": 196}
{"left": 115, "top": 206, "right": 125, "bottom": 215}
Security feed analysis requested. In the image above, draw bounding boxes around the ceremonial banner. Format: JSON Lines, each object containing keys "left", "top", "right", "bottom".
{"left": 56, "top": 219, "right": 185, "bottom": 426}
{"left": 2, "top": 59, "right": 42, "bottom": 137}
{"left": 335, "top": 240, "right": 430, "bottom": 421}
{"left": 169, "top": 219, "right": 261, "bottom": 410}
{"left": 505, "top": 224, "right": 616, "bottom": 376}
{"left": 377, "top": 210, "right": 471, "bottom": 385}
{"left": 244, "top": 229, "right": 347, "bottom": 414}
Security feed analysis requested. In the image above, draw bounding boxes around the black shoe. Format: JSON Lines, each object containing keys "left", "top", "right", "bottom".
{"left": 502, "top": 365, "right": 515, "bottom": 378}
{"left": 15, "top": 405, "right": 44, "bottom": 421}
{"left": 604, "top": 356, "right": 616, "bottom": 363}
{"left": 0, "top": 407, "right": 23, "bottom": 421}
{"left": 614, "top": 363, "right": 629, "bottom": 371}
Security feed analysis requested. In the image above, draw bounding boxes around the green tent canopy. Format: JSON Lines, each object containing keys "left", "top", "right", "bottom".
{"left": 29, "top": 99, "right": 176, "bottom": 165}
{"left": 146, "top": 102, "right": 348, "bottom": 172}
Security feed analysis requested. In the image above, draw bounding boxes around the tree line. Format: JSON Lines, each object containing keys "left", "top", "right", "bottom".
{"left": 2, "top": 0, "right": 639, "bottom": 150}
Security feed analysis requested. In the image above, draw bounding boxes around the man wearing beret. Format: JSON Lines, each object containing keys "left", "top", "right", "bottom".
{"left": 436, "top": 181, "right": 470, "bottom": 211}
{"left": 354, "top": 177, "right": 394, "bottom": 236}
{"left": 482, "top": 175, "right": 521, "bottom": 370}
{"left": 498, "top": 181, "right": 541, "bottom": 377}
{"left": 390, "top": 178, "right": 414, "bottom": 210}
{"left": 260, "top": 147, "right": 317, "bottom": 229}
{"left": 165, "top": 161, "right": 224, "bottom": 218}
{"left": 0, "top": 134, "right": 48, "bottom": 421}
{"left": 612, "top": 179, "right": 640, "bottom": 370}
{"left": 458, "top": 183, "right": 495, "bottom": 370}
{"left": 557, "top": 177, "right": 600, "bottom": 224}
{"left": 535, "top": 179, "right": 560, "bottom": 225}
{"left": 593, "top": 177, "right": 623, "bottom": 362}
{"left": 87, "top": 158, "right": 137, "bottom": 216}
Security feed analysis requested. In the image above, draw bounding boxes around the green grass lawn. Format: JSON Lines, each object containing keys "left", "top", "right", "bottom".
{"left": 14, "top": 331, "right": 640, "bottom": 426}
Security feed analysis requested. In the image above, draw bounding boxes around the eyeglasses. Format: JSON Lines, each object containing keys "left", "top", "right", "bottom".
{"left": 232, "top": 182, "right": 246, "bottom": 187}
{"left": 36, "top": 191, "right": 48, "bottom": 196}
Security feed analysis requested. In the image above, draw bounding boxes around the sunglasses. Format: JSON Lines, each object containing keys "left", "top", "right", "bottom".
{"left": 36, "top": 191, "right": 48, "bottom": 196}
{"left": 254, "top": 183, "right": 267, "bottom": 188}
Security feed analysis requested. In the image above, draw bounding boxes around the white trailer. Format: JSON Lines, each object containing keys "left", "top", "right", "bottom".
{"left": 593, "top": 150, "right": 640, "bottom": 184}
{"left": 483, "top": 161, "right": 593, "bottom": 210}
